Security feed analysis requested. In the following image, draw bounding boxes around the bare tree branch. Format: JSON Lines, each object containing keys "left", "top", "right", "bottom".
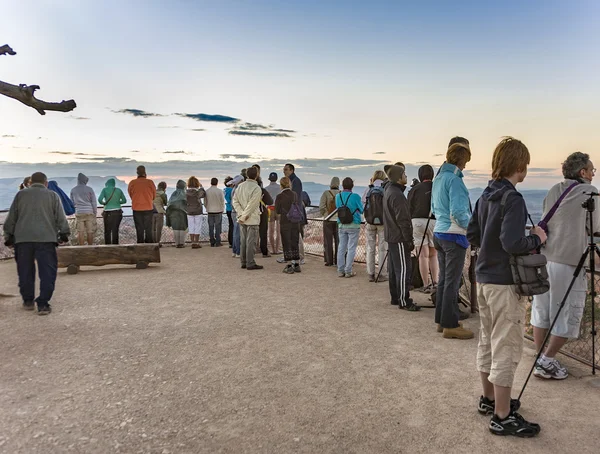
{"left": 0, "top": 43, "right": 76, "bottom": 114}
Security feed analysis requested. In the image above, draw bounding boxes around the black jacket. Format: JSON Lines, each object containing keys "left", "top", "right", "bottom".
{"left": 275, "top": 189, "right": 298, "bottom": 225}
{"left": 383, "top": 183, "right": 412, "bottom": 244}
{"left": 467, "top": 179, "right": 542, "bottom": 285}
{"left": 407, "top": 180, "right": 434, "bottom": 219}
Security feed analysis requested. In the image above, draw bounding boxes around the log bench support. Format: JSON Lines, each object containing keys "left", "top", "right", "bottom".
{"left": 58, "top": 244, "right": 161, "bottom": 274}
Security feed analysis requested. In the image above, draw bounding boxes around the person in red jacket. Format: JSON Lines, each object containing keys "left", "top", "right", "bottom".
{"left": 128, "top": 166, "right": 157, "bottom": 243}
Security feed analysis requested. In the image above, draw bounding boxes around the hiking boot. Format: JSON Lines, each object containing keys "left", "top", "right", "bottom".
{"left": 283, "top": 264, "right": 295, "bottom": 274}
{"left": 293, "top": 264, "right": 302, "bottom": 273}
{"left": 533, "top": 358, "right": 568, "bottom": 380}
{"left": 368, "top": 274, "right": 375, "bottom": 282}
{"left": 489, "top": 412, "right": 540, "bottom": 438}
{"left": 23, "top": 300, "right": 35, "bottom": 311}
{"left": 442, "top": 326, "right": 474, "bottom": 339}
{"left": 437, "top": 322, "right": 462, "bottom": 333}
{"left": 247, "top": 265, "right": 264, "bottom": 270}
{"left": 37, "top": 304, "right": 52, "bottom": 316}
{"left": 478, "top": 396, "right": 521, "bottom": 416}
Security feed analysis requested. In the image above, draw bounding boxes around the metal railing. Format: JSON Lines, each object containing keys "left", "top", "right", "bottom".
{"left": 1, "top": 208, "right": 598, "bottom": 368}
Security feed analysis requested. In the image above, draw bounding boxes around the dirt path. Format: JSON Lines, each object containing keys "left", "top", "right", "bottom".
{"left": 0, "top": 247, "right": 598, "bottom": 453}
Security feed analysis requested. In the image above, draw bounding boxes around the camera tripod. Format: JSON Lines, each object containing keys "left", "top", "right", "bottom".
{"left": 518, "top": 192, "right": 598, "bottom": 403}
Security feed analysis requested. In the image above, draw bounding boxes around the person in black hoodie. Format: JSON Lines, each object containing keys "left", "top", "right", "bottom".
{"left": 407, "top": 164, "right": 438, "bottom": 292}
{"left": 467, "top": 137, "right": 546, "bottom": 438}
{"left": 383, "top": 164, "right": 420, "bottom": 311}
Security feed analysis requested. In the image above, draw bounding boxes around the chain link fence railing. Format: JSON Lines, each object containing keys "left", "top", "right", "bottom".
{"left": 1, "top": 208, "right": 598, "bottom": 368}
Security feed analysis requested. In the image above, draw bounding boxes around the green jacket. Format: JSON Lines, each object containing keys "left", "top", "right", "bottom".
{"left": 98, "top": 178, "right": 127, "bottom": 210}
{"left": 3, "top": 183, "right": 70, "bottom": 243}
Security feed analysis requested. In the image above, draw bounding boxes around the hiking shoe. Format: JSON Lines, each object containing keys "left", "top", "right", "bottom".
{"left": 247, "top": 265, "right": 264, "bottom": 270}
{"left": 283, "top": 264, "right": 295, "bottom": 274}
{"left": 23, "top": 300, "right": 35, "bottom": 311}
{"left": 368, "top": 274, "right": 375, "bottom": 282}
{"left": 489, "top": 412, "right": 540, "bottom": 438}
{"left": 442, "top": 326, "right": 474, "bottom": 339}
{"left": 37, "top": 304, "right": 52, "bottom": 316}
{"left": 405, "top": 303, "right": 421, "bottom": 312}
{"left": 277, "top": 257, "right": 287, "bottom": 264}
{"left": 436, "top": 324, "right": 443, "bottom": 333}
{"left": 478, "top": 396, "right": 521, "bottom": 416}
{"left": 417, "top": 284, "right": 432, "bottom": 294}
{"left": 293, "top": 264, "right": 302, "bottom": 273}
{"left": 534, "top": 358, "right": 568, "bottom": 380}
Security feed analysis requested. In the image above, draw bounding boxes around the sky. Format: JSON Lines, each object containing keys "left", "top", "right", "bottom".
{"left": 1, "top": 0, "right": 599, "bottom": 188}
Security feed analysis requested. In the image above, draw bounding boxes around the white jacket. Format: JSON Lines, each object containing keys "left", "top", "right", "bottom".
{"left": 232, "top": 179, "right": 262, "bottom": 226}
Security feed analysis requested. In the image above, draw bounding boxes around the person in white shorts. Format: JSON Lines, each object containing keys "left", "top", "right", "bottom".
{"left": 531, "top": 152, "right": 600, "bottom": 380}
{"left": 407, "top": 165, "right": 438, "bottom": 292}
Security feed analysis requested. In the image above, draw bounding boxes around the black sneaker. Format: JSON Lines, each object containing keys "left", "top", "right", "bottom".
{"left": 247, "top": 265, "right": 264, "bottom": 270}
{"left": 37, "top": 304, "right": 52, "bottom": 316}
{"left": 23, "top": 300, "right": 35, "bottom": 311}
{"left": 405, "top": 303, "right": 421, "bottom": 312}
{"left": 293, "top": 264, "right": 301, "bottom": 273}
{"left": 489, "top": 412, "right": 540, "bottom": 438}
{"left": 478, "top": 396, "right": 521, "bottom": 415}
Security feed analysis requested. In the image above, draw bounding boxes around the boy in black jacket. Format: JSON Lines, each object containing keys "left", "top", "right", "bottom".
{"left": 383, "top": 165, "right": 420, "bottom": 311}
{"left": 467, "top": 137, "right": 547, "bottom": 437}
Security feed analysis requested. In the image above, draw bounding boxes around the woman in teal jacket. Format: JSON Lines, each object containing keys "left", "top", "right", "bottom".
{"left": 336, "top": 177, "right": 364, "bottom": 278}
{"left": 98, "top": 178, "right": 127, "bottom": 244}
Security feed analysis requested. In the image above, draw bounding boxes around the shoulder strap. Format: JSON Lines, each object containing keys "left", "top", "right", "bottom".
{"left": 105, "top": 188, "right": 116, "bottom": 205}
{"left": 539, "top": 182, "right": 579, "bottom": 227}
{"left": 500, "top": 189, "right": 516, "bottom": 220}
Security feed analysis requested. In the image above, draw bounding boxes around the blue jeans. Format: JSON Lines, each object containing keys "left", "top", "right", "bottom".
{"left": 434, "top": 236, "right": 466, "bottom": 329}
{"left": 337, "top": 228, "right": 360, "bottom": 274}
{"left": 208, "top": 213, "right": 223, "bottom": 246}
{"left": 14, "top": 242, "right": 58, "bottom": 307}
{"left": 232, "top": 211, "right": 240, "bottom": 255}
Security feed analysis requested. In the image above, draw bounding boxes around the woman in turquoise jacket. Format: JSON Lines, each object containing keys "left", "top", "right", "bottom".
{"left": 336, "top": 177, "right": 364, "bottom": 278}
{"left": 98, "top": 178, "right": 127, "bottom": 244}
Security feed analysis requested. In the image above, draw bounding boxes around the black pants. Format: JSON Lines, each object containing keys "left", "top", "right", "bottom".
{"left": 226, "top": 211, "right": 233, "bottom": 246}
{"left": 323, "top": 221, "right": 339, "bottom": 265}
{"left": 14, "top": 242, "right": 57, "bottom": 307}
{"left": 388, "top": 242, "right": 412, "bottom": 307}
{"left": 103, "top": 210, "right": 122, "bottom": 244}
{"left": 280, "top": 222, "right": 300, "bottom": 261}
{"left": 133, "top": 210, "right": 154, "bottom": 243}
{"left": 259, "top": 214, "right": 269, "bottom": 255}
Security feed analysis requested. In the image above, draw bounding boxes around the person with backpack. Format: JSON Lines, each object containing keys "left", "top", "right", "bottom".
{"left": 467, "top": 137, "right": 546, "bottom": 437}
{"left": 383, "top": 165, "right": 420, "bottom": 311}
{"left": 336, "top": 178, "right": 363, "bottom": 278}
{"left": 362, "top": 170, "right": 388, "bottom": 282}
{"left": 98, "top": 178, "right": 127, "bottom": 245}
{"left": 530, "top": 152, "right": 599, "bottom": 380}
{"left": 283, "top": 163, "right": 306, "bottom": 264}
{"left": 276, "top": 176, "right": 302, "bottom": 274}
{"left": 407, "top": 165, "right": 438, "bottom": 292}
{"left": 319, "top": 177, "right": 340, "bottom": 267}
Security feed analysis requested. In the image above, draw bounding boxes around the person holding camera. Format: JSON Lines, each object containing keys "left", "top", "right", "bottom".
{"left": 467, "top": 138, "right": 546, "bottom": 437}
{"left": 383, "top": 164, "right": 420, "bottom": 311}
{"left": 3, "top": 172, "right": 70, "bottom": 315}
{"left": 530, "top": 152, "right": 600, "bottom": 380}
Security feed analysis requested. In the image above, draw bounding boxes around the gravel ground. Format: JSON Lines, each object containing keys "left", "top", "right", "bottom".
{"left": 0, "top": 247, "right": 599, "bottom": 453}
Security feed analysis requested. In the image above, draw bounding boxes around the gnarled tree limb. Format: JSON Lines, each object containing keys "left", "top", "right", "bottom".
{"left": 0, "top": 43, "right": 76, "bottom": 115}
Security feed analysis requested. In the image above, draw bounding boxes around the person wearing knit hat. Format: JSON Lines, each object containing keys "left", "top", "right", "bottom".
{"left": 319, "top": 176, "right": 341, "bottom": 267}
{"left": 383, "top": 164, "right": 421, "bottom": 311}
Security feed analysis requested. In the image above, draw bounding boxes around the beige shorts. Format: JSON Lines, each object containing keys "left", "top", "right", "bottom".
{"left": 476, "top": 283, "right": 526, "bottom": 388}
{"left": 76, "top": 213, "right": 97, "bottom": 234}
{"left": 412, "top": 218, "right": 435, "bottom": 248}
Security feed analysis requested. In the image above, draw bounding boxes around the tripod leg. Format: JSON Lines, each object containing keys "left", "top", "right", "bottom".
{"left": 375, "top": 250, "right": 389, "bottom": 283}
{"left": 518, "top": 249, "right": 590, "bottom": 403}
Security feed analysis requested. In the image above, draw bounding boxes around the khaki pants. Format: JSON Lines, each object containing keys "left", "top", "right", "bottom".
{"left": 476, "top": 283, "right": 526, "bottom": 387}
{"left": 76, "top": 213, "right": 97, "bottom": 234}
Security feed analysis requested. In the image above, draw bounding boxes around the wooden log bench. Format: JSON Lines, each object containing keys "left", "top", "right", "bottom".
{"left": 57, "top": 244, "right": 161, "bottom": 274}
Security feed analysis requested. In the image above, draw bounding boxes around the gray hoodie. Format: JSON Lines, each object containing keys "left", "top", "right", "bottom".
{"left": 70, "top": 173, "right": 97, "bottom": 215}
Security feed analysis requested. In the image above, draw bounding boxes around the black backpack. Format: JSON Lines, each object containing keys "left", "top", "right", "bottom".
{"left": 337, "top": 193, "right": 354, "bottom": 224}
{"left": 364, "top": 186, "right": 384, "bottom": 225}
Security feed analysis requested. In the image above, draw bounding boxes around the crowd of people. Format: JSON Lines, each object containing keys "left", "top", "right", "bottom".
{"left": 3, "top": 136, "right": 597, "bottom": 438}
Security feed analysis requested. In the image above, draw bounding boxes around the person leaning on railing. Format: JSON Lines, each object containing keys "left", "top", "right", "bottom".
{"left": 319, "top": 176, "right": 340, "bottom": 267}
{"left": 166, "top": 180, "right": 188, "bottom": 248}
{"left": 98, "top": 178, "right": 127, "bottom": 245}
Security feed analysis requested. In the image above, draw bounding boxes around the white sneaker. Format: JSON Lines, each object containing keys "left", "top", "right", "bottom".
{"left": 232, "top": 253, "right": 236, "bottom": 257}
{"left": 534, "top": 358, "right": 568, "bottom": 380}
{"left": 300, "top": 259, "right": 305, "bottom": 265}
{"left": 235, "top": 254, "right": 240, "bottom": 258}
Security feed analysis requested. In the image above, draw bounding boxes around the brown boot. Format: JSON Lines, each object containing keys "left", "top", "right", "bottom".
{"left": 442, "top": 326, "right": 474, "bottom": 339}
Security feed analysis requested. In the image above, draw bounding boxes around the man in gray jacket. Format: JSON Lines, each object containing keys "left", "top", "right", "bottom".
{"left": 3, "top": 172, "right": 70, "bottom": 314}
{"left": 70, "top": 173, "right": 97, "bottom": 246}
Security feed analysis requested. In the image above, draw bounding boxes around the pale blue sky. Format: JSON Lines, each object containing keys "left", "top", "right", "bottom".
{"left": 0, "top": 0, "right": 598, "bottom": 187}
